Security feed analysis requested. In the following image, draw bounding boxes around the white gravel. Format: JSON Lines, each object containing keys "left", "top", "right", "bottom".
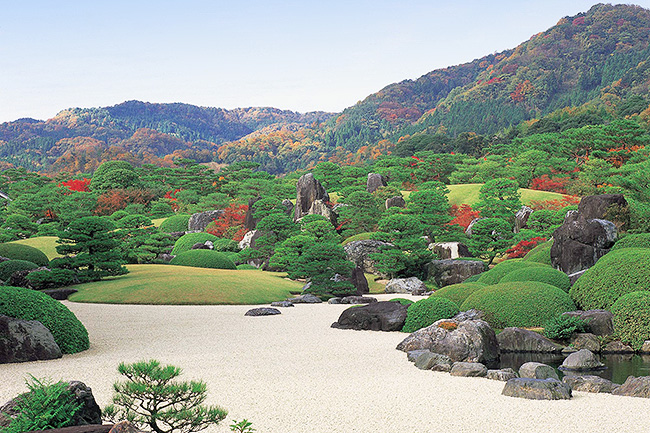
{"left": 2, "top": 296, "right": 650, "bottom": 432}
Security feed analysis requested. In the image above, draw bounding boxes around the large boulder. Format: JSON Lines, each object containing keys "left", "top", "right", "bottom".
{"left": 385, "top": 277, "right": 427, "bottom": 295}
{"left": 487, "top": 368, "right": 518, "bottom": 381}
{"left": 294, "top": 173, "right": 329, "bottom": 221}
{"left": 366, "top": 173, "right": 387, "bottom": 193}
{"left": 187, "top": 210, "right": 224, "bottom": 232}
{"left": 331, "top": 301, "right": 409, "bottom": 332}
{"left": 450, "top": 362, "right": 488, "bottom": 377}
{"left": 502, "top": 378, "right": 572, "bottom": 400}
{"left": 290, "top": 294, "right": 322, "bottom": 304}
{"left": 570, "top": 333, "right": 600, "bottom": 352}
{"left": 519, "top": 362, "right": 559, "bottom": 380}
{"left": 562, "top": 375, "right": 619, "bottom": 393}
{"left": 612, "top": 376, "right": 650, "bottom": 398}
{"left": 0, "top": 315, "right": 62, "bottom": 363}
{"left": 559, "top": 349, "right": 605, "bottom": 371}
{"left": 514, "top": 206, "right": 534, "bottom": 234}
{"left": 497, "top": 327, "right": 563, "bottom": 353}
{"left": 281, "top": 199, "right": 294, "bottom": 216}
{"left": 562, "top": 310, "right": 614, "bottom": 336}
{"left": 396, "top": 319, "right": 499, "bottom": 363}
{"left": 385, "top": 196, "right": 406, "bottom": 209}
{"left": 238, "top": 230, "right": 263, "bottom": 250}
{"left": 413, "top": 351, "right": 453, "bottom": 372}
{"left": 308, "top": 199, "right": 335, "bottom": 224}
{"left": 430, "top": 242, "right": 471, "bottom": 260}
{"left": 349, "top": 267, "right": 369, "bottom": 295}
{"left": 43, "top": 288, "right": 79, "bottom": 301}
{"left": 578, "top": 194, "right": 628, "bottom": 224}
{"left": 344, "top": 240, "right": 392, "bottom": 274}
{"left": 243, "top": 196, "right": 262, "bottom": 230}
{"left": 426, "top": 259, "right": 485, "bottom": 287}
{"left": 601, "top": 340, "right": 635, "bottom": 354}
{"left": 244, "top": 308, "right": 281, "bottom": 316}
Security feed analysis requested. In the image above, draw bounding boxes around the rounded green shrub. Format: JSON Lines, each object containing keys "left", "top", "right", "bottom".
{"left": 159, "top": 214, "right": 191, "bottom": 233}
{"left": 570, "top": 248, "right": 650, "bottom": 310}
{"left": 170, "top": 232, "right": 220, "bottom": 255}
{"left": 477, "top": 259, "right": 548, "bottom": 285}
{"left": 500, "top": 266, "right": 571, "bottom": 292}
{"left": 463, "top": 274, "right": 482, "bottom": 283}
{"left": 170, "top": 250, "right": 237, "bottom": 270}
{"left": 211, "top": 238, "right": 240, "bottom": 252}
{"left": 0, "top": 286, "right": 89, "bottom": 354}
{"left": 0, "top": 243, "right": 49, "bottom": 266}
{"left": 0, "top": 260, "right": 38, "bottom": 281}
{"left": 460, "top": 281, "right": 576, "bottom": 329}
{"left": 612, "top": 234, "right": 650, "bottom": 251}
{"left": 432, "top": 282, "right": 487, "bottom": 307}
{"left": 236, "top": 264, "right": 259, "bottom": 270}
{"left": 388, "top": 298, "right": 414, "bottom": 306}
{"left": 543, "top": 315, "right": 588, "bottom": 340}
{"left": 523, "top": 240, "right": 552, "bottom": 265}
{"left": 402, "top": 296, "right": 460, "bottom": 333}
{"left": 611, "top": 291, "right": 650, "bottom": 350}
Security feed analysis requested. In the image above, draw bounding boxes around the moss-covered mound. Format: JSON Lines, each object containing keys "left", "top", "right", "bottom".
{"left": 171, "top": 232, "right": 221, "bottom": 255}
{"left": 170, "top": 250, "right": 237, "bottom": 270}
{"left": 0, "top": 260, "right": 38, "bottom": 282}
{"left": 460, "top": 281, "right": 576, "bottom": 329}
{"left": 611, "top": 291, "right": 650, "bottom": 350}
{"left": 0, "top": 286, "right": 89, "bottom": 354}
{"left": 477, "top": 259, "right": 548, "bottom": 285}
{"left": 612, "top": 234, "right": 650, "bottom": 251}
{"left": 159, "top": 214, "right": 191, "bottom": 233}
{"left": 402, "top": 296, "right": 460, "bottom": 333}
{"left": 500, "top": 266, "right": 571, "bottom": 292}
{"left": 0, "top": 243, "right": 49, "bottom": 267}
{"left": 523, "top": 240, "right": 553, "bottom": 265}
{"left": 570, "top": 248, "right": 650, "bottom": 310}
{"left": 432, "top": 282, "right": 487, "bottom": 307}
{"left": 341, "top": 232, "right": 375, "bottom": 245}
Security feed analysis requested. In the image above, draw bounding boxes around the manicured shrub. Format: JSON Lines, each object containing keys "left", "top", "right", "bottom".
{"left": 464, "top": 274, "right": 482, "bottom": 283}
{"left": 477, "top": 259, "right": 548, "bottom": 285}
{"left": 0, "top": 243, "right": 49, "bottom": 266}
{"left": 170, "top": 250, "right": 237, "bottom": 270}
{"left": 543, "top": 315, "right": 588, "bottom": 340}
{"left": 612, "top": 233, "right": 650, "bottom": 251}
{"left": 0, "top": 286, "right": 89, "bottom": 354}
{"left": 211, "top": 238, "right": 240, "bottom": 252}
{"left": 388, "top": 298, "right": 414, "bottom": 306}
{"left": 522, "top": 240, "right": 553, "bottom": 265}
{"left": 611, "top": 291, "right": 650, "bottom": 350}
{"left": 159, "top": 214, "right": 191, "bottom": 233}
{"left": 236, "top": 264, "right": 259, "bottom": 270}
{"left": 570, "top": 248, "right": 650, "bottom": 310}
{"left": 402, "top": 296, "right": 460, "bottom": 333}
{"left": 0, "top": 260, "right": 38, "bottom": 281}
{"left": 460, "top": 281, "right": 576, "bottom": 329}
{"left": 500, "top": 266, "right": 571, "bottom": 292}
{"left": 432, "top": 282, "right": 488, "bottom": 307}
{"left": 26, "top": 269, "right": 79, "bottom": 290}
{"left": 171, "top": 232, "right": 220, "bottom": 255}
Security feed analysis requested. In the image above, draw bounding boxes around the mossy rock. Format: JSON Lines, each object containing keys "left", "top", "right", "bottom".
{"left": 159, "top": 214, "right": 191, "bottom": 233}
{"left": 460, "top": 281, "right": 576, "bottom": 329}
{"left": 171, "top": 232, "right": 221, "bottom": 255}
{"left": 500, "top": 266, "right": 571, "bottom": 292}
{"left": 0, "top": 243, "right": 49, "bottom": 267}
{"left": 523, "top": 240, "right": 553, "bottom": 265}
{"left": 341, "top": 232, "right": 375, "bottom": 245}
{"left": 477, "top": 259, "right": 548, "bottom": 285}
{"left": 432, "top": 282, "right": 488, "bottom": 307}
{"left": 0, "top": 260, "right": 38, "bottom": 281}
{"left": 170, "top": 250, "right": 237, "bottom": 270}
{"left": 570, "top": 248, "right": 650, "bottom": 310}
{"left": 612, "top": 233, "right": 650, "bottom": 251}
{"left": 402, "top": 296, "right": 460, "bottom": 333}
{"left": 611, "top": 291, "right": 650, "bottom": 350}
{"left": 0, "top": 286, "right": 89, "bottom": 354}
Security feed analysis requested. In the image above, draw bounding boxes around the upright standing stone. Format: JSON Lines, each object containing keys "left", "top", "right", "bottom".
{"left": 366, "top": 173, "right": 387, "bottom": 193}
{"left": 294, "top": 173, "right": 329, "bottom": 220}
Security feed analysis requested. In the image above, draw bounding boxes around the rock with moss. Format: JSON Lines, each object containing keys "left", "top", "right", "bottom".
{"left": 427, "top": 259, "right": 486, "bottom": 287}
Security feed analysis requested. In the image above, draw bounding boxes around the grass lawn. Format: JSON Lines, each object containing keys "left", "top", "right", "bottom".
{"left": 9, "top": 236, "right": 60, "bottom": 260}
{"left": 151, "top": 217, "right": 167, "bottom": 228}
{"left": 69, "top": 264, "right": 303, "bottom": 305}
{"left": 446, "top": 184, "right": 566, "bottom": 206}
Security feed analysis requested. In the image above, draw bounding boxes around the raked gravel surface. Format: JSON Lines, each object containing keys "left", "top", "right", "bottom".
{"left": 2, "top": 295, "right": 649, "bottom": 433}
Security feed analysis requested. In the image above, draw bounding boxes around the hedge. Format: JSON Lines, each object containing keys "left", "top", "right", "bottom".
{"left": 523, "top": 240, "right": 553, "bottom": 265}
{"left": 460, "top": 281, "right": 576, "bottom": 329}
{"left": 612, "top": 233, "right": 650, "bottom": 251}
{"left": 0, "top": 260, "right": 38, "bottom": 282}
{"left": 500, "top": 266, "right": 571, "bottom": 292}
{"left": 0, "top": 243, "right": 49, "bottom": 266}
{"left": 0, "top": 286, "right": 89, "bottom": 354}
{"left": 432, "top": 282, "right": 487, "bottom": 307}
{"left": 611, "top": 291, "right": 650, "bottom": 350}
{"left": 402, "top": 296, "right": 460, "bottom": 333}
{"left": 570, "top": 248, "right": 650, "bottom": 310}
{"left": 170, "top": 250, "right": 237, "bottom": 270}
{"left": 159, "top": 214, "right": 191, "bottom": 233}
{"left": 170, "top": 232, "right": 221, "bottom": 255}
{"left": 477, "top": 259, "right": 548, "bottom": 285}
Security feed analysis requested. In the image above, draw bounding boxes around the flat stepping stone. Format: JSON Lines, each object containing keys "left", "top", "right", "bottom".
{"left": 244, "top": 308, "right": 281, "bottom": 316}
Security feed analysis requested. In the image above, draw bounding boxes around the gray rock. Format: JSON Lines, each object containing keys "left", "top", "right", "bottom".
{"left": 308, "top": 199, "right": 335, "bottom": 223}
{"left": 244, "top": 308, "right": 281, "bottom": 316}
{"left": 426, "top": 259, "right": 485, "bottom": 287}
{"left": 0, "top": 315, "right": 62, "bottom": 363}
{"left": 487, "top": 368, "right": 518, "bottom": 381}
{"left": 344, "top": 240, "right": 392, "bottom": 274}
{"left": 430, "top": 242, "right": 471, "bottom": 260}
{"left": 385, "top": 277, "right": 427, "bottom": 295}
{"left": 502, "top": 378, "right": 572, "bottom": 400}
{"left": 294, "top": 173, "right": 329, "bottom": 220}
{"left": 453, "top": 309, "right": 484, "bottom": 322}
{"left": 281, "top": 199, "right": 294, "bottom": 216}
{"left": 290, "top": 294, "right": 322, "bottom": 304}
{"left": 514, "top": 206, "right": 534, "bottom": 234}
{"left": 465, "top": 218, "right": 486, "bottom": 237}
{"left": 570, "top": 333, "right": 600, "bottom": 353}
{"left": 568, "top": 269, "right": 587, "bottom": 286}
{"left": 385, "top": 196, "right": 406, "bottom": 209}
{"left": 270, "top": 301, "right": 294, "bottom": 308}
{"left": 562, "top": 346, "right": 578, "bottom": 355}
{"left": 497, "top": 327, "right": 563, "bottom": 353}
{"left": 612, "top": 375, "right": 650, "bottom": 398}
{"left": 640, "top": 341, "right": 650, "bottom": 354}
{"left": 244, "top": 196, "right": 262, "bottom": 230}
{"left": 188, "top": 210, "right": 224, "bottom": 232}
{"left": 560, "top": 349, "right": 604, "bottom": 371}
{"left": 331, "top": 301, "right": 409, "bottom": 332}
{"left": 333, "top": 267, "right": 369, "bottom": 295}
{"left": 562, "top": 375, "right": 619, "bottom": 393}
{"left": 415, "top": 352, "right": 453, "bottom": 372}
{"left": 157, "top": 253, "right": 174, "bottom": 262}
{"left": 519, "top": 362, "right": 559, "bottom": 380}
{"left": 238, "top": 230, "right": 263, "bottom": 250}
{"left": 602, "top": 340, "right": 635, "bottom": 354}
{"left": 562, "top": 310, "right": 614, "bottom": 336}
{"left": 578, "top": 194, "right": 628, "bottom": 222}
{"left": 396, "top": 319, "right": 499, "bottom": 363}
{"left": 407, "top": 350, "right": 431, "bottom": 363}
{"left": 340, "top": 296, "right": 377, "bottom": 304}
{"left": 191, "top": 241, "right": 213, "bottom": 250}
{"left": 450, "top": 362, "right": 487, "bottom": 377}
{"left": 366, "top": 173, "right": 387, "bottom": 193}
{"left": 328, "top": 297, "right": 342, "bottom": 304}
{"left": 42, "top": 288, "right": 78, "bottom": 300}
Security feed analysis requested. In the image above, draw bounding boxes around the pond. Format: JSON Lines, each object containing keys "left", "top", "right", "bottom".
{"left": 495, "top": 352, "right": 650, "bottom": 384}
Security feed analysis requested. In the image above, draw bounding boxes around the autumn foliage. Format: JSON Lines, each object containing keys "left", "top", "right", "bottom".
{"left": 95, "top": 189, "right": 157, "bottom": 216}
{"left": 506, "top": 237, "right": 547, "bottom": 259}
{"left": 528, "top": 196, "right": 580, "bottom": 211}
{"left": 60, "top": 178, "right": 91, "bottom": 192}
{"left": 447, "top": 204, "right": 480, "bottom": 230}
{"left": 206, "top": 203, "right": 248, "bottom": 241}
{"left": 530, "top": 174, "right": 570, "bottom": 194}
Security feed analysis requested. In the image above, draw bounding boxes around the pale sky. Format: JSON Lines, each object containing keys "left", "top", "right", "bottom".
{"left": 1, "top": 1, "right": 649, "bottom": 123}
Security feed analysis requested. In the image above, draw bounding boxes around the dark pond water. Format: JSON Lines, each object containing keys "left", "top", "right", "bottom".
{"left": 493, "top": 353, "right": 650, "bottom": 385}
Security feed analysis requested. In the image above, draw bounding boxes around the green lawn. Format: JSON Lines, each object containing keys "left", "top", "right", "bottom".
{"left": 151, "top": 217, "right": 167, "bottom": 228}
{"left": 68, "top": 264, "right": 303, "bottom": 305}
{"left": 9, "top": 236, "right": 60, "bottom": 260}
{"left": 446, "top": 184, "right": 566, "bottom": 206}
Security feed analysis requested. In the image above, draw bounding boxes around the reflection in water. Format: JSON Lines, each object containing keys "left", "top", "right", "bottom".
{"left": 496, "top": 353, "right": 650, "bottom": 384}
